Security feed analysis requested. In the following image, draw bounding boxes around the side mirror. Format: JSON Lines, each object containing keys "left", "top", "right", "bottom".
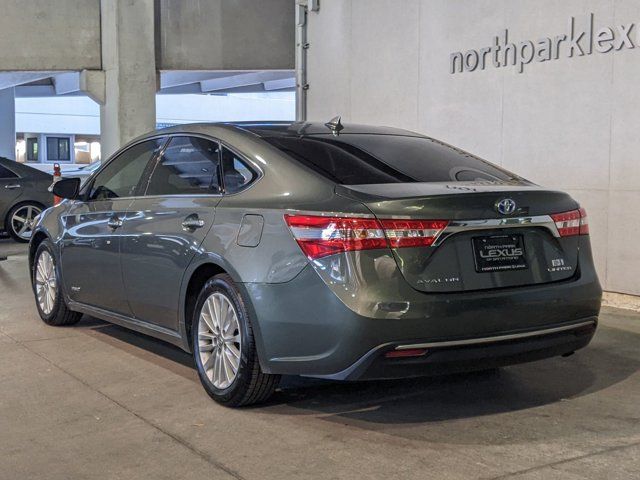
{"left": 51, "top": 177, "right": 81, "bottom": 200}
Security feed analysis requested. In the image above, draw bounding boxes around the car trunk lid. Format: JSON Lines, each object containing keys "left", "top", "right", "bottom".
{"left": 336, "top": 182, "right": 581, "bottom": 293}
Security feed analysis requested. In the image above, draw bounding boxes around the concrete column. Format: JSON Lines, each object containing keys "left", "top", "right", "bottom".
{"left": 0, "top": 88, "right": 16, "bottom": 160}
{"left": 100, "top": 0, "right": 157, "bottom": 158}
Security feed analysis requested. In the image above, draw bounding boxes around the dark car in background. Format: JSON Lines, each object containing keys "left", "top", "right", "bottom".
{"left": 0, "top": 157, "right": 52, "bottom": 242}
{"left": 28, "top": 122, "right": 602, "bottom": 407}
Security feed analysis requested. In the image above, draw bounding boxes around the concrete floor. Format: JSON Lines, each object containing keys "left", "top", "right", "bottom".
{"left": 1, "top": 239, "right": 639, "bottom": 480}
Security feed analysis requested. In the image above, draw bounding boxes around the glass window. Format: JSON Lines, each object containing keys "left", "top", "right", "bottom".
{"left": 26, "top": 138, "right": 38, "bottom": 162}
{"left": 145, "top": 136, "right": 221, "bottom": 196}
{"left": 221, "top": 147, "right": 257, "bottom": 194}
{"left": 262, "top": 135, "right": 523, "bottom": 185}
{"left": 47, "top": 137, "right": 71, "bottom": 161}
{"left": 88, "top": 139, "right": 164, "bottom": 201}
{"left": 0, "top": 164, "right": 18, "bottom": 179}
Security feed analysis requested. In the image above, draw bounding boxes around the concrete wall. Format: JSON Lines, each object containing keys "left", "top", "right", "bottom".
{"left": 0, "top": 0, "right": 101, "bottom": 71}
{"left": 307, "top": 0, "right": 640, "bottom": 296}
{"left": 0, "top": 0, "right": 294, "bottom": 72}
{"left": 157, "top": 0, "right": 295, "bottom": 70}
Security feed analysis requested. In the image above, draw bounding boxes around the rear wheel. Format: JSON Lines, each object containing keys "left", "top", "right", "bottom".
{"left": 192, "top": 274, "right": 279, "bottom": 407}
{"left": 32, "top": 240, "right": 82, "bottom": 326}
{"left": 6, "top": 202, "right": 43, "bottom": 243}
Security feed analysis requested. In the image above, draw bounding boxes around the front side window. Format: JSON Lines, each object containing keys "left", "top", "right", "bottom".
{"left": 0, "top": 164, "right": 18, "bottom": 179}
{"left": 221, "top": 147, "right": 257, "bottom": 194}
{"left": 88, "top": 139, "right": 164, "bottom": 201}
{"left": 145, "top": 136, "right": 221, "bottom": 196}
{"left": 47, "top": 137, "right": 71, "bottom": 161}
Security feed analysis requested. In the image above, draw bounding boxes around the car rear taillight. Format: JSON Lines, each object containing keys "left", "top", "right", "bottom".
{"left": 550, "top": 208, "right": 589, "bottom": 237}
{"left": 378, "top": 219, "right": 449, "bottom": 248}
{"left": 284, "top": 215, "right": 449, "bottom": 259}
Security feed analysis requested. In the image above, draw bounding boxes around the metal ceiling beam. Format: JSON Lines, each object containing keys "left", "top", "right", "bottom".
{"left": 200, "top": 71, "right": 294, "bottom": 92}
{"left": 263, "top": 77, "right": 296, "bottom": 91}
{"left": 53, "top": 72, "right": 80, "bottom": 95}
{"left": 160, "top": 71, "right": 244, "bottom": 89}
{"left": 0, "top": 71, "right": 64, "bottom": 90}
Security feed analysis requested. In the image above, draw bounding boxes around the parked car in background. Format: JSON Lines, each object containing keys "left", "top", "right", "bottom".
{"left": 62, "top": 161, "right": 101, "bottom": 183}
{"left": 29, "top": 122, "right": 601, "bottom": 407}
{"left": 0, "top": 157, "right": 52, "bottom": 242}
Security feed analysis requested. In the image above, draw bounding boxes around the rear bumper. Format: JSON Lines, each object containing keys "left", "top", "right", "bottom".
{"left": 243, "top": 255, "right": 601, "bottom": 378}
{"left": 312, "top": 318, "right": 597, "bottom": 380}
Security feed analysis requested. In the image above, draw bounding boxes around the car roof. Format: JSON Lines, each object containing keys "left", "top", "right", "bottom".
{"left": 0, "top": 157, "right": 51, "bottom": 179}
{"left": 143, "top": 121, "right": 424, "bottom": 140}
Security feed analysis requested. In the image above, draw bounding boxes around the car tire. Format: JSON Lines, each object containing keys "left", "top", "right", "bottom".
{"left": 192, "top": 274, "right": 280, "bottom": 407}
{"left": 5, "top": 202, "right": 44, "bottom": 243}
{"left": 32, "top": 239, "right": 82, "bottom": 326}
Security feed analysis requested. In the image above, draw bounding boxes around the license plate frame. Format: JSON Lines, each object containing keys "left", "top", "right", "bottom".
{"left": 472, "top": 234, "right": 527, "bottom": 273}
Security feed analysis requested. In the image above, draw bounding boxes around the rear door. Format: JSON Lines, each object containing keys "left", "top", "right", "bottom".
{"left": 120, "top": 135, "right": 222, "bottom": 331}
{"left": 60, "top": 138, "right": 165, "bottom": 314}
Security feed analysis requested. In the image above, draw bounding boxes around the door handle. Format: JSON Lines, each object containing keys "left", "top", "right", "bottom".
{"left": 182, "top": 214, "right": 205, "bottom": 231}
{"left": 107, "top": 215, "right": 123, "bottom": 230}
{"left": 4, "top": 184, "right": 21, "bottom": 190}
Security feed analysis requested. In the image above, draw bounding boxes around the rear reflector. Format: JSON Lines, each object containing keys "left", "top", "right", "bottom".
{"left": 284, "top": 214, "right": 449, "bottom": 259}
{"left": 385, "top": 348, "right": 428, "bottom": 358}
{"left": 550, "top": 208, "right": 589, "bottom": 237}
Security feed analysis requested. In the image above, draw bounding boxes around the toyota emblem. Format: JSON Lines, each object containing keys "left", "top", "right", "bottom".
{"left": 496, "top": 198, "right": 517, "bottom": 215}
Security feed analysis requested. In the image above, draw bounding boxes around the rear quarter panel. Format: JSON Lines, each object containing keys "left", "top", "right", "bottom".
{"left": 196, "top": 131, "right": 372, "bottom": 284}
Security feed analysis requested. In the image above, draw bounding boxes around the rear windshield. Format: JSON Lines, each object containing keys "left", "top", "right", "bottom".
{"left": 262, "top": 134, "right": 522, "bottom": 184}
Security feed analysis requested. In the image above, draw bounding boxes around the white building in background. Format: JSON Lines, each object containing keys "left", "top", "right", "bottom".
{"left": 14, "top": 92, "right": 295, "bottom": 169}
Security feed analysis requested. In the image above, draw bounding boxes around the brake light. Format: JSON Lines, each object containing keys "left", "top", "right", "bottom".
{"left": 379, "top": 219, "right": 449, "bottom": 248}
{"left": 550, "top": 208, "right": 589, "bottom": 236}
{"left": 284, "top": 214, "right": 449, "bottom": 259}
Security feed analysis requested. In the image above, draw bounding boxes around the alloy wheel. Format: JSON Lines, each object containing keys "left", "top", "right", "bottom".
{"left": 198, "top": 292, "right": 242, "bottom": 389}
{"left": 11, "top": 205, "right": 42, "bottom": 240}
{"left": 35, "top": 250, "right": 57, "bottom": 315}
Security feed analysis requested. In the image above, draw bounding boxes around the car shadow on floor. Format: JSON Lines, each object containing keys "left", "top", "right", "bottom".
{"left": 80, "top": 316, "right": 640, "bottom": 429}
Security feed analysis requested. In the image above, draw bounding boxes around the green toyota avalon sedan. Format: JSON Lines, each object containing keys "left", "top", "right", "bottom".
{"left": 28, "top": 121, "right": 601, "bottom": 406}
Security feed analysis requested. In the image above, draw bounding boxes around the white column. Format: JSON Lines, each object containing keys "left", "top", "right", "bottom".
{"left": 99, "top": 0, "right": 157, "bottom": 159}
{"left": 0, "top": 88, "right": 16, "bottom": 160}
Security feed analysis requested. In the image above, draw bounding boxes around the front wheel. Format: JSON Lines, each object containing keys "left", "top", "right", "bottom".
{"left": 192, "top": 274, "right": 279, "bottom": 407}
{"left": 32, "top": 240, "right": 82, "bottom": 326}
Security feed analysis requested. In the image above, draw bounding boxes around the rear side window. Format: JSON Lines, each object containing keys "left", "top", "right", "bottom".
{"left": 145, "top": 136, "right": 221, "bottom": 196}
{"left": 0, "top": 164, "right": 18, "bottom": 179}
{"left": 88, "top": 139, "right": 164, "bottom": 200}
{"left": 263, "top": 134, "right": 522, "bottom": 185}
{"left": 221, "top": 147, "right": 257, "bottom": 194}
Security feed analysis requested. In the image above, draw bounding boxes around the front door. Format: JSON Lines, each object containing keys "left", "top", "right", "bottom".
{"left": 120, "top": 136, "right": 222, "bottom": 330}
{"left": 60, "top": 138, "right": 165, "bottom": 314}
{"left": 0, "top": 163, "right": 23, "bottom": 218}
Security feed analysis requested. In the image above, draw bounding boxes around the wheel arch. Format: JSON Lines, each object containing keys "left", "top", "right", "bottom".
{"left": 180, "top": 258, "right": 269, "bottom": 372}
{"left": 183, "top": 262, "right": 227, "bottom": 352}
{"left": 28, "top": 230, "right": 50, "bottom": 279}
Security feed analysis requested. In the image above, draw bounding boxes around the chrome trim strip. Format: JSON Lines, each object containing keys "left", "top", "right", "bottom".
{"left": 433, "top": 215, "right": 560, "bottom": 246}
{"left": 395, "top": 320, "right": 596, "bottom": 350}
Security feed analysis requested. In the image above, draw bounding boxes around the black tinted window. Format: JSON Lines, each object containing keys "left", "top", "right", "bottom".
{"left": 145, "top": 137, "right": 221, "bottom": 196}
{"left": 47, "top": 137, "right": 70, "bottom": 161}
{"left": 0, "top": 164, "right": 17, "bottom": 179}
{"left": 263, "top": 135, "right": 521, "bottom": 184}
{"left": 89, "top": 139, "right": 164, "bottom": 200}
{"left": 221, "top": 147, "right": 257, "bottom": 194}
